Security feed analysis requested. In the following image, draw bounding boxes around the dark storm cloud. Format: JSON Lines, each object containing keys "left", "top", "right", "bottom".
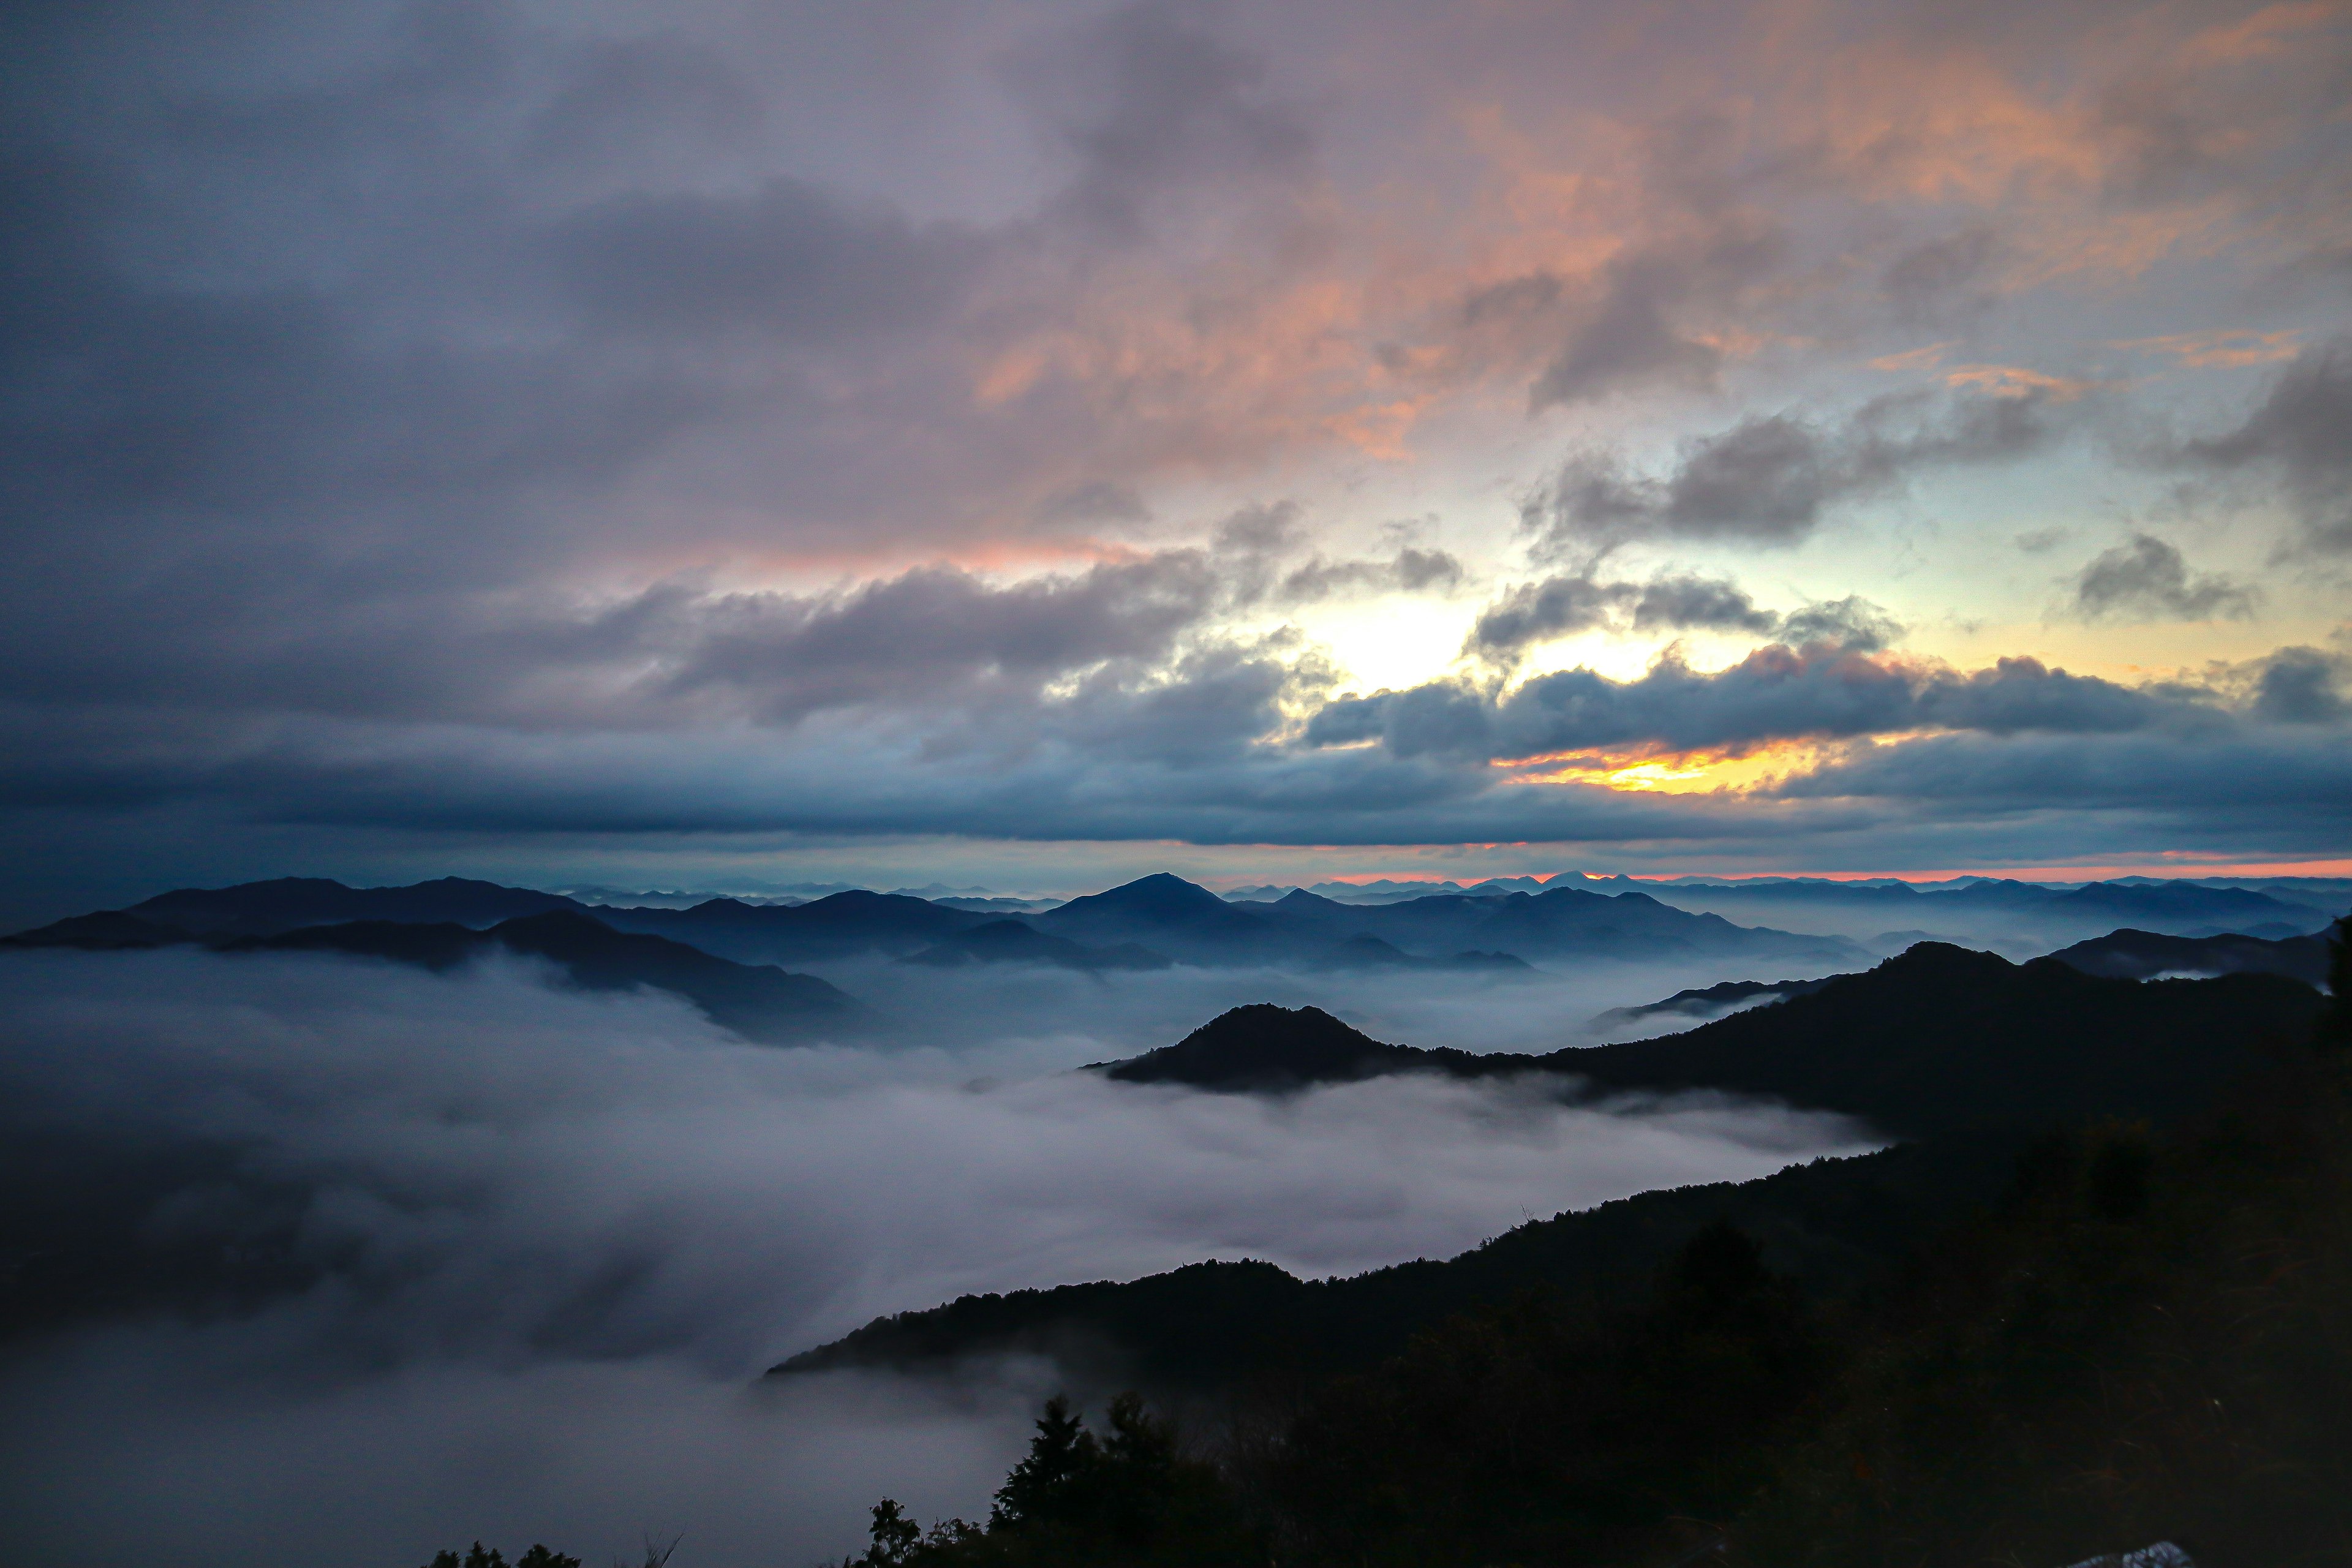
{"left": 2176, "top": 336, "right": 2352, "bottom": 554}
{"left": 1526, "top": 388, "right": 2070, "bottom": 551}
{"left": 658, "top": 555, "right": 1225, "bottom": 720}
{"left": 1308, "top": 644, "right": 2211, "bottom": 764}
{"left": 1778, "top": 724, "right": 2352, "bottom": 827}
{"left": 2248, "top": 646, "right": 2350, "bottom": 726}
{"left": 2070, "top": 534, "right": 2258, "bottom": 622}
{"left": 1464, "top": 577, "right": 1905, "bottom": 666}
{"left": 1465, "top": 573, "right": 1780, "bottom": 663}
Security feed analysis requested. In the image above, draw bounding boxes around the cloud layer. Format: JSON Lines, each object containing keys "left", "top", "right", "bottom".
{"left": 0, "top": 948, "right": 1869, "bottom": 1565}
{"left": 1, "top": 0, "right": 2348, "bottom": 899}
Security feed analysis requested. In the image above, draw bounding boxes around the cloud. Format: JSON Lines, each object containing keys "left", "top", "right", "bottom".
{"left": 1025, "top": 0, "right": 1314, "bottom": 244}
{"left": 0, "top": 949, "right": 1866, "bottom": 1564}
{"left": 1880, "top": 228, "right": 2000, "bottom": 322}
{"left": 1309, "top": 641, "right": 2214, "bottom": 764}
{"left": 659, "top": 556, "right": 1228, "bottom": 722}
{"left": 548, "top": 178, "right": 982, "bottom": 343}
{"left": 1525, "top": 388, "right": 2071, "bottom": 550}
{"left": 2113, "top": 330, "right": 2301, "bottom": 369}
{"left": 2175, "top": 336, "right": 2352, "bottom": 552}
{"left": 1464, "top": 573, "right": 1810, "bottom": 665}
{"left": 2250, "top": 646, "right": 2350, "bottom": 725}
{"left": 2070, "top": 534, "right": 2260, "bottom": 622}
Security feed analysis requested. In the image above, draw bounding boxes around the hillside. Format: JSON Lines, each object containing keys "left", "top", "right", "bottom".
{"left": 780, "top": 947, "right": 2324, "bottom": 1395}
{"left": 1096, "top": 944, "right": 2323, "bottom": 1137}
{"left": 10, "top": 909, "right": 857, "bottom": 1042}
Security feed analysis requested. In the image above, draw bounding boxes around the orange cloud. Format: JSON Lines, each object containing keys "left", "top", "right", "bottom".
{"left": 1943, "top": 363, "right": 2098, "bottom": 401}
{"left": 1869, "top": 341, "right": 1958, "bottom": 371}
{"left": 2112, "top": 328, "right": 2302, "bottom": 368}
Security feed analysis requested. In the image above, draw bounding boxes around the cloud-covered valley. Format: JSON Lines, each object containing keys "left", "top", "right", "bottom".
{"left": 0, "top": 948, "right": 1868, "bottom": 1566}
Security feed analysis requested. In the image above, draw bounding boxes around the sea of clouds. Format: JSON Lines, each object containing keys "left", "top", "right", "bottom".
{"left": 0, "top": 948, "right": 1871, "bottom": 1567}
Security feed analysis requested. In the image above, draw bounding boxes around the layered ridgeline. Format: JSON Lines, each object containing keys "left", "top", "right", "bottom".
{"left": 4, "top": 907, "right": 854, "bottom": 1042}
{"left": 793, "top": 935, "right": 2351, "bottom": 1568}
{"left": 12, "top": 871, "right": 2334, "bottom": 981}
{"left": 1, "top": 871, "right": 1864, "bottom": 971}
{"left": 777, "top": 944, "right": 2325, "bottom": 1393}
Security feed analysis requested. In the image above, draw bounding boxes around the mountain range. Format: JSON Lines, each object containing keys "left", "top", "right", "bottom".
{"left": 4, "top": 907, "right": 854, "bottom": 1041}
{"left": 1095, "top": 944, "right": 2321, "bottom": 1138}
{"left": 780, "top": 943, "right": 2328, "bottom": 1392}
{"left": 4, "top": 870, "right": 1874, "bottom": 974}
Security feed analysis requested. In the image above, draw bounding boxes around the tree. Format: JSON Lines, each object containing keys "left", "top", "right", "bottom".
{"left": 992, "top": 1395, "right": 1099, "bottom": 1530}
{"left": 853, "top": 1499, "right": 921, "bottom": 1567}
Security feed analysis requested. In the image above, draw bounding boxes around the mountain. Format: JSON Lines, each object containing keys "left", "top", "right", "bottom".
{"left": 1035, "top": 873, "right": 1283, "bottom": 959}
{"left": 12, "top": 908, "right": 856, "bottom": 1041}
{"left": 116, "top": 876, "right": 585, "bottom": 937}
{"left": 902, "top": 920, "right": 1169, "bottom": 971}
{"left": 17, "top": 870, "right": 1868, "bottom": 976}
{"left": 772, "top": 1133, "right": 2028, "bottom": 1393}
{"left": 2046, "top": 925, "right": 2332, "bottom": 985}
{"left": 1634, "top": 875, "right": 2336, "bottom": 950}
{"left": 782, "top": 946, "right": 2328, "bottom": 1398}
{"left": 1095, "top": 1004, "right": 1455, "bottom": 1090}
{"left": 247, "top": 911, "right": 856, "bottom": 1039}
{"left": 1, "top": 911, "right": 192, "bottom": 949}
{"left": 1091, "top": 944, "right": 2324, "bottom": 1139}
{"left": 1591, "top": 974, "right": 1835, "bottom": 1030}
{"left": 1039, "top": 875, "right": 1863, "bottom": 968}
{"left": 589, "top": 889, "right": 997, "bottom": 964}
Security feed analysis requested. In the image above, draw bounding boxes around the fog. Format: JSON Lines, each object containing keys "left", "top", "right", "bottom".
{"left": 0, "top": 949, "right": 1871, "bottom": 1567}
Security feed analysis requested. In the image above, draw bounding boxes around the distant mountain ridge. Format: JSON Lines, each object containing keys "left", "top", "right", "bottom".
{"left": 783, "top": 944, "right": 2328, "bottom": 1393}
{"left": 1095, "top": 943, "right": 2324, "bottom": 1139}
{"left": 6, "top": 907, "right": 855, "bottom": 1041}
{"left": 2045, "top": 925, "right": 2331, "bottom": 985}
{"left": 16, "top": 872, "right": 2331, "bottom": 984}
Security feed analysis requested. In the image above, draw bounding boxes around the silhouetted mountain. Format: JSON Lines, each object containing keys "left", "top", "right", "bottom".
{"left": 250, "top": 911, "right": 854, "bottom": 1039}
{"left": 1036, "top": 874, "right": 1861, "bottom": 968}
{"left": 774, "top": 1134, "right": 2026, "bottom": 1392}
{"left": 590, "top": 889, "right": 995, "bottom": 965}
{"left": 903, "top": 920, "right": 1169, "bottom": 971}
{"left": 1092, "top": 944, "right": 2323, "bottom": 1138}
{"left": 1637, "top": 875, "right": 2332, "bottom": 949}
{"left": 2046, "top": 925, "right": 2332, "bottom": 985}
{"left": 1593, "top": 975, "right": 1835, "bottom": 1030}
{"left": 120, "top": 876, "right": 584, "bottom": 937}
{"left": 1097, "top": 1005, "right": 1456, "bottom": 1090}
{"left": 12, "top": 908, "right": 854, "bottom": 1041}
{"left": 1035, "top": 874, "right": 1282, "bottom": 959}
{"left": 785, "top": 946, "right": 2326, "bottom": 1403}
{"left": 21, "top": 870, "right": 1870, "bottom": 976}
{"left": 2, "top": 911, "right": 191, "bottom": 949}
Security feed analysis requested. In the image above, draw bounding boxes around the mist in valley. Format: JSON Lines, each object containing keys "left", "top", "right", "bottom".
{"left": 0, "top": 946, "right": 1872, "bottom": 1567}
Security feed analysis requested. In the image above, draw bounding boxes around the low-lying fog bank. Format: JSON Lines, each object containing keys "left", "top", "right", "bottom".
{"left": 0, "top": 950, "right": 1872, "bottom": 1567}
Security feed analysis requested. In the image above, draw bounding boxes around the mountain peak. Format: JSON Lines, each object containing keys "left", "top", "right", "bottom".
{"left": 1099, "top": 1003, "right": 1418, "bottom": 1090}
{"left": 1086, "top": 873, "right": 1225, "bottom": 910}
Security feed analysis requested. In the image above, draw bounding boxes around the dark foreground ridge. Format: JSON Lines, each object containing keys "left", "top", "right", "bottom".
{"left": 1094, "top": 943, "right": 2321, "bottom": 1137}
{"left": 805, "top": 927, "right": 2352, "bottom": 1568}
{"left": 2047, "top": 924, "right": 2331, "bottom": 985}
{"left": 779, "top": 944, "right": 2324, "bottom": 1396}
{"left": 7, "top": 908, "right": 855, "bottom": 1042}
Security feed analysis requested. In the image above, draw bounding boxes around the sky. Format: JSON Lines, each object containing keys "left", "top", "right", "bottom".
{"left": 4, "top": 0, "right": 2350, "bottom": 914}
